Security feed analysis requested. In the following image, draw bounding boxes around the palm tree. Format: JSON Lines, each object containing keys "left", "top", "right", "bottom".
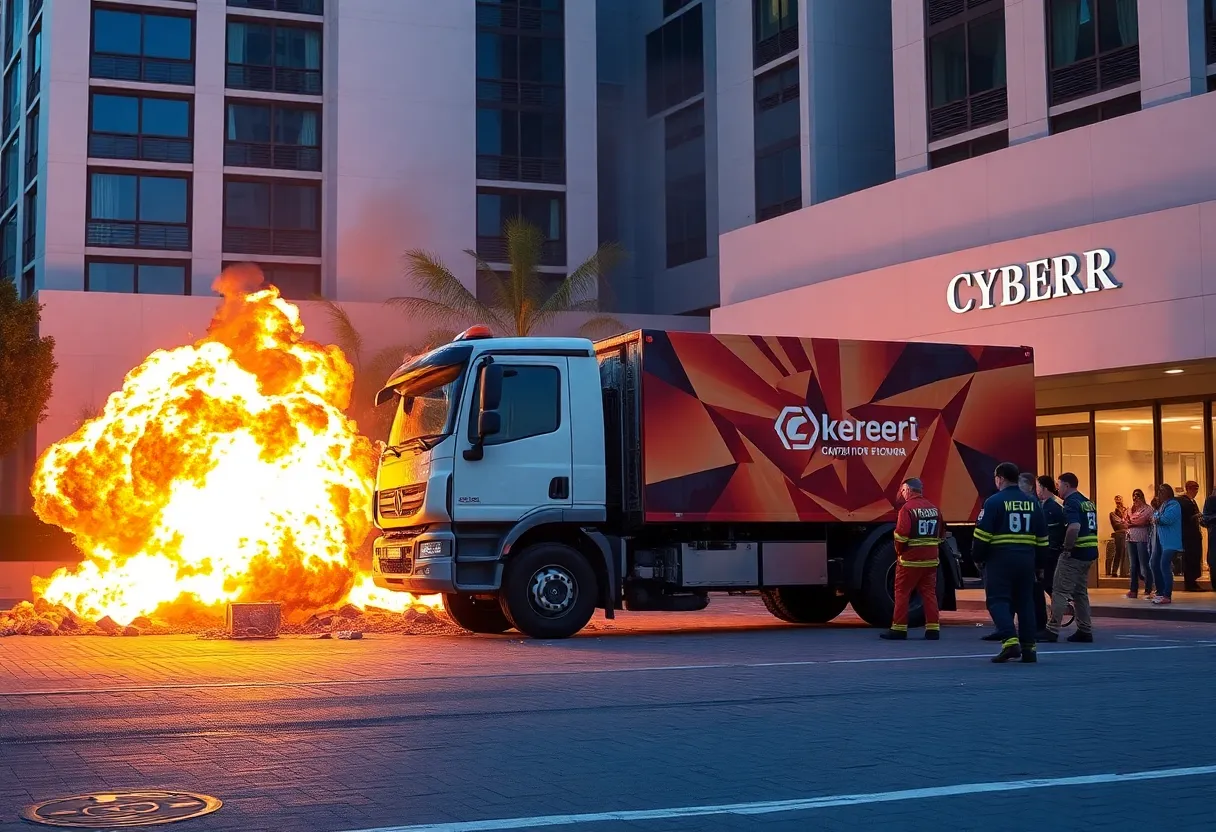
{"left": 391, "top": 217, "right": 625, "bottom": 339}
{"left": 317, "top": 299, "right": 451, "bottom": 440}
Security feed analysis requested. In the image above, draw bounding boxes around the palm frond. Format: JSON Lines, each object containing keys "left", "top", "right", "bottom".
{"left": 400, "top": 248, "right": 497, "bottom": 327}
{"left": 533, "top": 241, "right": 626, "bottom": 331}
{"left": 463, "top": 252, "right": 514, "bottom": 334}
{"left": 315, "top": 297, "right": 365, "bottom": 369}
{"left": 503, "top": 217, "right": 547, "bottom": 336}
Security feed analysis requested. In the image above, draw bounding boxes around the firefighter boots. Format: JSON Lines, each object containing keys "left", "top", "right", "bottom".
{"left": 879, "top": 628, "right": 907, "bottom": 640}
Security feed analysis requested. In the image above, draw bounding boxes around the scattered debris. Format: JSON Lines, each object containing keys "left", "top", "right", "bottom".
{"left": 226, "top": 602, "right": 282, "bottom": 639}
{"left": 335, "top": 630, "right": 363, "bottom": 640}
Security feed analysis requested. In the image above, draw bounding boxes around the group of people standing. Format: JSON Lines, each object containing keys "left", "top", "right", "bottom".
{"left": 1106, "top": 482, "right": 1216, "bottom": 602}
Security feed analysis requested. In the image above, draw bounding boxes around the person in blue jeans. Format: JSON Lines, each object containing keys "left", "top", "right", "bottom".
{"left": 1151, "top": 484, "right": 1183, "bottom": 606}
{"left": 1125, "top": 488, "right": 1154, "bottom": 598}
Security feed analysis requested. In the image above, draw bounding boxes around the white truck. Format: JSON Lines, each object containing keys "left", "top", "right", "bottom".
{"left": 370, "top": 326, "right": 1036, "bottom": 638}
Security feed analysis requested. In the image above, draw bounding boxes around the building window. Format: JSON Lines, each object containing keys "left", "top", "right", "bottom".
{"left": 86, "top": 170, "right": 191, "bottom": 251}
{"left": 1208, "top": 0, "right": 1216, "bottom": 66}
{"left": 3, "top": 0, "right": 21, "bottom": 64}
{"left": 926, "top": 6, "right": 1006, "bottom": 141}
{"left": 646, "top": 4, "right": 704, "bottom": 116}
{"left": 0, "top": 138, "right": 15, "bottom": 211}
{"left": 91, "top": 7, "right": 195, "bottom": 86}
{"left": 3, "top": 59, "right": 20, "bottom": 140}
{"left": 26, "top": 25, "right": 41, "bottom": 106}
{"left": 225, "top": 100, "right": 321, "bottom": 171}
{"left": 476, "top": 188, "right": 565, "bottom": 266}
{"left": 226, "top": 20, "right": 322, "bottom": 95}
{"left": 928, "top": 129, "right": 1008, "bottom": 169}
{"left": 222, "top": 178, "right": 321, "bottom": 257}
{"left": 754, "top": 0, "right": 797, "bottom": 68}
{"left": 224, "top": 260, "right": 320, "bottom": 299}
{"left": 476, "top": 108, "right": 564, "bottom": 185}
{"left": 476, "top": 1, "right": 565, "bottom": 184}
{"left": 225, "top": 260, "right": 321, "bottom": 300}
{"left": 21, "top": 186, "right": 34, "bottom": 263}
{"left": 85, "top": 258, "right": 190, "bottom": 294}
{"left": 754, "top": 60, "right": 801, "bottom": 223}
{"left": 23, "top": 106, "right": 37, "bottom": 184}
{"left": 89, "top": 92, "right": 192, "bottom": 164}
{"left": 20, "top": 266, "right": 32, "bottom": 298}
{"left": 1048, "top": 0, "right": 1139, "bottom": 105}
{"left": 664, "top": 101, "right": 706, "bottom": 268}
{"left": 0, "top": 213, "right": 14, "bottom": 281}
{"left": 1048, "top": 91, "right": 1139, "bottom": 133}
{"left": 227, "top": 0, "right": 324, "bottom": 15}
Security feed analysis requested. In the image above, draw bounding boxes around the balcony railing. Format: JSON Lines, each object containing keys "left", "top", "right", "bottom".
{"left": 228, "top": 0, "right": 323, "bottom": 14}
{"left": 224, "top": 141, "right": 321, "bottom": 171}
{"left": 477, "top": 235, "right": 564, "bottom": 267}
{"left": 928, "top": 86, "right": 1007, "bottom": 141}
{"left": 475, "top": 3, "right": 562, "bottom": 34}
{"left": 91, "top": 54, "right": 195, "bottom": 86}
{"left": 23, "top": 151, "right": 35, "bottom": 183}
{"left": 756, "top": 197, "right": 800, "bottom": 223}
{"left": 86, "top": 220, "right": 190, "bottom": 251}
{"left": 24, "top": 67, "right": 38, "bottom": 105}
{"left": 476, "top": 78, "right": 563, "bottom": 109}
{"left": 222, "top": 227, "right": 321, "bottom": 257}
{"left": 1049, "top": 45, "right": 1140, "bottom": 106}
{"left": 226, "top": 64, "right": 322, "bottom": 95}
{"left": 88, "top": 133, "right": 193, "bottom": 164}
{"left": 754, "top": 26, "right": 798, "bottom": 68}
{"left": 476, "top": 155, "right": 563, "bottom": 185}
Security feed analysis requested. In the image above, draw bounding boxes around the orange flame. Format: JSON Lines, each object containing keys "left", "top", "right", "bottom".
{"left": 31, "top": 266, "right": 438, "bottom": 624}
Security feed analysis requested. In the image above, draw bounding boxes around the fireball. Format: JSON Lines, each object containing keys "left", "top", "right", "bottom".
{"left": 31, "top": 266, "right": 436, "bottom": 624}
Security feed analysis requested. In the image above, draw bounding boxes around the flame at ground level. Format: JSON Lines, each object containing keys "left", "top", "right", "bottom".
{"left": 30, "top": 266, "right": 439, "bottom": 626}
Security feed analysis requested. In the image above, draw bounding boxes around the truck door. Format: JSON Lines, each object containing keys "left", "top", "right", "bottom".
{"left": 452, "top": 356, "right": 573, "bottom": 522}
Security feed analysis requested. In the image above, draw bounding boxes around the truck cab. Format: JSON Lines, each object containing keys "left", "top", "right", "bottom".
{"left": 371, "top": 327, "right": 615, "bottom": 637}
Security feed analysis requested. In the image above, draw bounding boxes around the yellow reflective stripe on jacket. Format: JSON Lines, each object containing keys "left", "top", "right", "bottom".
{"left": 973, "top": 528, "right": 994, "bottom": 542}
{"left": 904, "top": 539, "right": 940, "bottom": 547}
{"left": 898, "top": 558, "right": 940, "bottom": 567}
{"left": 893, "top": 533, "right": 910, "bottom": 542}
{"left": 980, "top": 533, "right": 1040, "bottom": 545}
{"left": 1075, "top": 535, "right": 1099, "bottom": 547}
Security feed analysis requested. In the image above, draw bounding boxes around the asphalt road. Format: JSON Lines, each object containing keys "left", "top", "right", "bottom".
{"left": 2, "top": 600, "right": 1215, "bottom": 832}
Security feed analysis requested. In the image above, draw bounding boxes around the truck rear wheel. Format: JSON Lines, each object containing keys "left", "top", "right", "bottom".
{"left": 760, "top": 587, "right": 849, "bottom": 624}
{"left": 499, "top": 542, "right": 597, "bottom": 639}
{"left": 443, "top": 593, "right": 512, "bottom": 634}
{"left": 849, "top": 540, "right": 946, "bottom": 629}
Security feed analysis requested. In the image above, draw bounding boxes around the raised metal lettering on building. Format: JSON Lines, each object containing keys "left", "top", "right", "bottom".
{"left": 947, "top": 248, "right": 1120, "bottom": 314}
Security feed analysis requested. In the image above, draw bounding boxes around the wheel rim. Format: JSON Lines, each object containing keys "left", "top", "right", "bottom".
{"left": 528, "top": 565, "right": 577, "bottom": 618}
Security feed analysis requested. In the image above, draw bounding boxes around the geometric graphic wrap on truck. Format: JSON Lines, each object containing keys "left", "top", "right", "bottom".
{"left": 640, "top": 331, "right": 1035, "bottom": 525}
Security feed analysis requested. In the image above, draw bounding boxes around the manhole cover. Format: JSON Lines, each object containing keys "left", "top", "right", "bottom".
{"left": 21, "top": 791, "right": 221, "bottom": 828}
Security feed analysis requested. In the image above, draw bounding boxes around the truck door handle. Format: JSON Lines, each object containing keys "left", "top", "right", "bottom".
{"left": 549, "top": 477, "right": 570, "bottom": 500}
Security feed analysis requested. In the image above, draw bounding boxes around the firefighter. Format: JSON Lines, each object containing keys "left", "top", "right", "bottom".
{"left": 880, "top": 478, "right": 942, "bottom": 641}
{"left": 972, "top": 462, "right": 1049, "bottom": 663}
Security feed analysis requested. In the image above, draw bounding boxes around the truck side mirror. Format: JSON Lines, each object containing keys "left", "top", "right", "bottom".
{"left": 464, "top": 362, "right": 505, "bottom": 461}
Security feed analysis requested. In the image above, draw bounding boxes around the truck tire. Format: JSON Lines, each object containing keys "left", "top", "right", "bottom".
{"left": 498, "top": 542, "right": 598, "bottom": 639}
{"left": 443, "top": 593, "right": 512, "bottom": 634}
{"left": 760, "top": 587, "right": 849, "bottom": 624}
{"left": 849, "top": 540, "right": 947, "bottom": 629}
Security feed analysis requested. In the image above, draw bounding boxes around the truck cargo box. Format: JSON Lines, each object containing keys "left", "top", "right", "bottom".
{"left": 596, "top": 330, "right": 1035, "bottom": 526}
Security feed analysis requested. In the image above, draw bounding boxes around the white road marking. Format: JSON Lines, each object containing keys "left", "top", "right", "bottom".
{"left": 8, "top": 643, "right": 1214, "bottom": 698}
{"left": 339, "top": 764, "right": 1216, "bottom": 832}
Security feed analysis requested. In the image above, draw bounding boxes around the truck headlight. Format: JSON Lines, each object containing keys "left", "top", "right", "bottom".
{"left": 418, "top": 541, "right": 446, "bottom": 559}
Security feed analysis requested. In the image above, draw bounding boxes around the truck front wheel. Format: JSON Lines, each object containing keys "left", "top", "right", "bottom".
{"left": 849, "top": 540, "right": 947, "bottom": 629}
{"left": 760, "top": 587, "right": 849, "bottom": 624}
{"left": 499, "top": 542, "right": 598, "bottom": 639}
{"left": 443, "top": 593, "right": 513, "bottom": 634}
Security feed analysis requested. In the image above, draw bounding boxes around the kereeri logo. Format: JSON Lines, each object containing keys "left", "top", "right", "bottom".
{"left": 775, "top": 406, "right": 921, "bottom": 457}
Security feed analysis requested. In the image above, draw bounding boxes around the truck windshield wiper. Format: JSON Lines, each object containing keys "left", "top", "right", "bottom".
{"left": 400, "top": 433, "right": 446, "bottom": 452}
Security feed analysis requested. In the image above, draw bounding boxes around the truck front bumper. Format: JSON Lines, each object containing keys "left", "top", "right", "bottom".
{"left": 371, "top": 529, "right": 457, "bottom": 595}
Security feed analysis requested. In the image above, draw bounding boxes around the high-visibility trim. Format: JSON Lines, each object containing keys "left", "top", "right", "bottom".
{"left": 982, "top": 534, "right": 1040, "bottom": 545}
{"left": 925, "top": 622, "right": 940, "bottom": 630}
{"left": 898, "top": 558, "right": 940, "bottom": 567}
{"left": 1035, "top": 537, "right": 1050, "bottom": 545}
{"left": 1002, "top": 637, "right": 1019, "bottom": 648}
{"left": 891, "top": 623, "right": 908, "bottom": 631}
{"left": 904, "top": 539, "right": 941, "bottom": 547}
{"left": 973, "top": 528, "right": 994, "bottom": 542}
{"left": 893, "top": 533, "right": 909, "bottom": 542}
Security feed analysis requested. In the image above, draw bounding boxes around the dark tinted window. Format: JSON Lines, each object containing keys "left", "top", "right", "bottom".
{"left": 93, "top": 9, "right": 192, "bottom": 59}
{"left": 224, "top": 261, "right": 320, "bottom": 300}
{"left": 476, "top": 190, "right": 563, "bottom": 240}
{"left": 1049, "top": 0, "right": 1137, "bottom": 67}
{"left": 754, "top": 60, "right": 801, "bottom": 222}
{"left": 88, "top": 172, "right": 188, "bottom": 223}
{"left": 645, "top": 4, "right": 703, "bottom": 115}
{"left": 469, "top": 365, "right": 561, "bottom": 445}
{"left": 928, "top": 11, "right": 1005, "bottom": 108}
{"left": 85, "top": 259, "right": 188, "bottom": 294}
{"left": 91, "top": 93, "right": 189, "bottom": 137}
{"left": 224, "top": 180, "right": 320, "bottom": 230}
{"left": 664, "top": 101, "right": 706, "bottom": 268}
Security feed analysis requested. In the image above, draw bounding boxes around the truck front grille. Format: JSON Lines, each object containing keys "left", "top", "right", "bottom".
{"left": 377, "top": 483, "right": 426, "bottom": 519}
{"left": 378, "top": 556, "right": 413, "bottom": 575}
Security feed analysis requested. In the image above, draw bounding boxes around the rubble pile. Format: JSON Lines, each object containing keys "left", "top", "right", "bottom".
{"left": 0, "top": 598, "right": 464, "bottom": 639}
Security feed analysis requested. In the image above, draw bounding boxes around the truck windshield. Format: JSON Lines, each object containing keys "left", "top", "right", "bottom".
{"left": 387, "top": 364, "right": 464, "bottom": 450}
